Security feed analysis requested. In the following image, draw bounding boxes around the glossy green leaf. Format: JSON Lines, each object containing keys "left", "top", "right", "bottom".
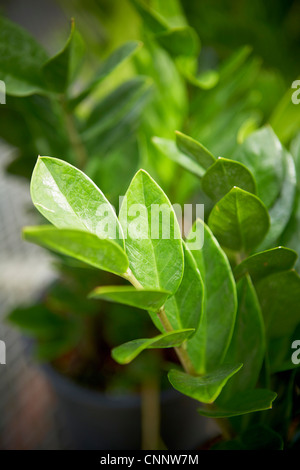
{"left": 168, "top": 363, "right": 243, "bottom": 404}
{"left": 220, "top": 276, "right": 265, "bottom": 400}
{"left": 186, "top": 220, "right": 237, "bottom": 373}
{"left": 257, "top": 151, "right": 297, "bottom": 250}
{"left": 119, "top": 169, "right": 184, "bottom": 294}
{"left": 30, "top": 157, "right": 124, "bottom": 247}
{"left": 176, "top": 131, "right": 215, "bottom": 171}
{"left": 70, "top": 41, "right": 142, "bottom": 108}
{"left": 89, "top": 286, "right": 170, "bottom": 312}
{"left": 23, "top": 226, "right": 129, "bottom": 275}
{"left": 255, "top": 270, "right": 300, "bottom": 339}
{"left": 163, "top": 242, "right": 204, "bottom": 331}
{"left": 202, "top": 157, "right": 257, "bottom": 202}
{"left": 233, "top": 127, "right": 285, "bottom": 208}
{"left": 208, "top": 187, "right": 270, "bottom": 253}
{"left": 234, "top": 247, "right": 298, "bottom": 283}
{"left": 198, "top": 389, "right": 277, "bottom": 418}
{"left": 112, "top": 329, "right": 195, "bottom": 364}
{"left": 152, "top": 137, "right": 205, "bottom": 178}
{"left": 0, "top": 16, "right": 48, "bottom": 96}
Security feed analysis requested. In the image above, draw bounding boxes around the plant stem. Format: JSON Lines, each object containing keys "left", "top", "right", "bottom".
{"left": 141, "top": 377, "right": 161, "bottom": 450}
{"left": 124, "top": 268, "right": 197, "bottom": 376}
{"left": 60, "top": 96, "right": 88, "bottom": 169}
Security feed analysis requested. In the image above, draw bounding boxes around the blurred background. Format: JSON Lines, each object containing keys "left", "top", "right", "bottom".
{"left": 0, "top": 0, "right": 299, "bottom": 450}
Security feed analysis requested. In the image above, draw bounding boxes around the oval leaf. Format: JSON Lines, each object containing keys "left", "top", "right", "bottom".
{"left": 186, "top": 220, "right": 237, "bottom": 373}
{"left": 198, "top": 389, "right": 277, "bottom": 418}
{"left": 112, "top": 329, "right": 195, "bottom": 365}
{"left": 234, "top": 247, "right": 298, "bottom": 283}
{"left": 23, "top": 226, "right": 129, "bottom": 275}
{"left": 163, "top": 242, "right": 204, "bottom": 332}
{"left": 30, "top": 157, "right": 124, "bottom": 247}
{"left": 89, "top": 286, "right": 170, "bottom": 312}
{"left": 168, "top": 363, "right": 243, "bottom": 404}
{"left": 202, "top": 157, "right": 256, "bottom": 202}
{"left": 119, "top": 169, "right": 184, "bottom": 294}
{"left": 176, "top": 131, "right": 215, "bottom": 171}
{"left": 208, "top": 187, "right": 270, "bottom": 253}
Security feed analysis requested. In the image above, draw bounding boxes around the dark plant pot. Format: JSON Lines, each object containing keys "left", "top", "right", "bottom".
{"left": 42, "top": 363, "right": 219, "bottom": 450}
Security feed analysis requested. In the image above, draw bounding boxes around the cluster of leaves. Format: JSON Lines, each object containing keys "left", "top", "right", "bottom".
{"left": 17, "top": 123, "right": 300, "bottom": 449}
{"left": 2, "top": 0, "right": 300, "bottom": 450}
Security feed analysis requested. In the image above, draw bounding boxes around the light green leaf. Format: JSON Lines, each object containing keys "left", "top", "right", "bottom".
{"left": 81, "top": 77, "right": 152, "bottom": 149}
{"left": 30, "top": 157, "right": 124, "bottom": 248}
{"left": 202, "top": 157, "right": 257, "bottom": 202}
{"left": 233, "top": 127, "right": 285, "bottom": 208}
{"left": 119, "top": 169, "right": 184, "bottom": 294}
{"left": 152, "top": 137, "right": 205, "bottom": 177}
{"left": 257, "top": 151, "right": 297, "bottom": 250}
{"left": 168, "top": 363, "right": 243, "bottom": 404}
{"left": 198, "top": 389, "right": 277, "bottom": 418}
{"left": 70, "top": 41, "right": 142, "bottom": 108}
{"left": 234, "top": 247, "right": 298, "bottom": 283}
{"left": 176, "top": 131, "right": 215, "bottom": 171}
{"left": 112, "top": 328, "right": 195, "bottom": 364}
{"left": 219, "top": 276, "right": 265, "bottom": 400}
{"left": 89, "top": 286, "right": 170, "bottom": 312}
{"left": 164, "top": 242, "right": 204, "bottom": 331}
{"left": 23, "top": 226, "right": 129, "bottom": 275}
{"left": 0, "top": 16, "right": 49, "bottom": 96}
{"left": 208, "top": 187, "right": 270, "bottom": 253}
{"left": 186, "top": 220, "right": 237, "bottom": 373}
{"left": 255, "top": 270, "right": 300, "bottom": 339}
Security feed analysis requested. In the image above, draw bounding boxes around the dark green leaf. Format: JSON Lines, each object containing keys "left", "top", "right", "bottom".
{"left": 186, "top": 220, "right": 237, "bottom": 373}
{"left": 208, "top": 187, "right": 270, "bottom": 253}
{"left": 112, "top": 329, "right": 195, "bottom": 364}
{"left": 202, "top": 157, "right": 256, "bottom": 202}
{"left": 257, "top": 151, "right": 297, "bottom": 250}
{"left": 255, "top": 270, "right": 300, "bottom": 339}
{"left": 23, "top": 226, "right": 129, "bottom": 275}
{"left": 198, "top": 389, "right": 277, "bottom": 418}
{"left": 168, "top": 363, "right": 243, "bottom": 404}
{"left": 0, "top": 16, "right": 48, "bottom": 96}
{"left": 241, "top": 425, "right": 283, "bottom": 450}
{"left": 219, "top": 276, "right": 265, "bottom": 400}
{"left": 234, "top": 247, "right": 298, "bottom": 283}
{"left": 42, "top": 19, "right": 76, "bottom": 93}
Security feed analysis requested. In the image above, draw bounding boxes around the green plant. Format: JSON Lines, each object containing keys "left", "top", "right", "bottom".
{"left": 16, "top": 121, "right": 300, "bottom": 449}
